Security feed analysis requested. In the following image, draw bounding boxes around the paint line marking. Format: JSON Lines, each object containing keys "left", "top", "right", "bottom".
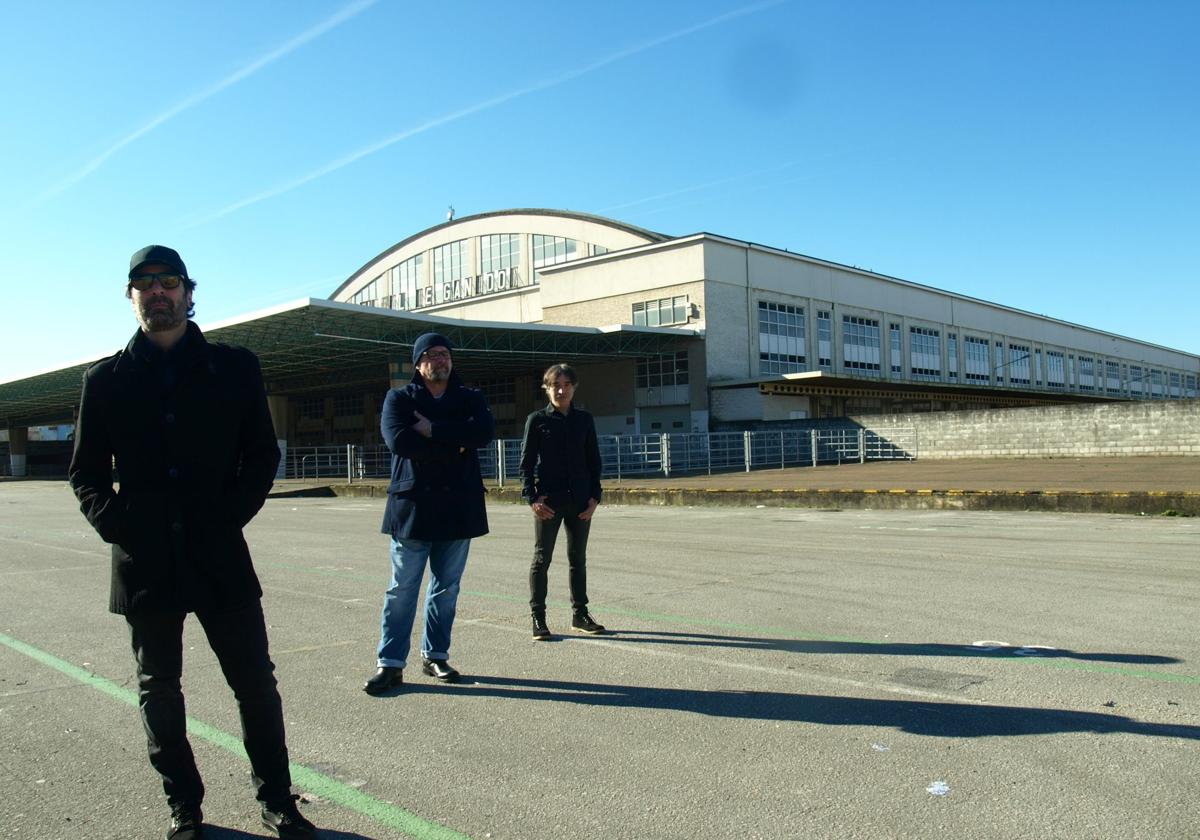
{"left": 0, "top": 631, "right": 472, "bottom": 840}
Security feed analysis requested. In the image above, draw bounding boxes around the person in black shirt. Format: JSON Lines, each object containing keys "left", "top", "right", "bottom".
{"left": 519, "top": 363, "right": 607, "bottom": 640}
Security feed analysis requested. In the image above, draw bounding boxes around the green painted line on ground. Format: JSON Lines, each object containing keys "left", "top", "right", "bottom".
{"left": 0, "top": 631, "right": 471, "bottom": 840}
{"left": 1017, "top": 655, "right": 1200, "bottom": 684}
{"left": 465, "top": 589, "right": 1200, "bottom": 685}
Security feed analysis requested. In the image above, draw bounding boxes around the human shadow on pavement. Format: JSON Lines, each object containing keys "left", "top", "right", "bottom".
{"left": 410, "top": 675, "right": 1199, "bottom": 741}
{"left": 601, "top": 630, "right": 1180, "bottom": 665}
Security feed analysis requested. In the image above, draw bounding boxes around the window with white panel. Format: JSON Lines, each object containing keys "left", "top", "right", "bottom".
{"left": 758, "top": 301, "right": 806, "bottom": 373}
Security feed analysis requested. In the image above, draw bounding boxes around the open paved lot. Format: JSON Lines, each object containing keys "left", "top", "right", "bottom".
{"left": 1, "top": 482, "right": 1197, "bottom": 839}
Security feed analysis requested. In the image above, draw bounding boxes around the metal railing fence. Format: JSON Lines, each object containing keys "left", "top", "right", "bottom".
{"left": 283, "top": 427, "right": 916, "bottom": 483}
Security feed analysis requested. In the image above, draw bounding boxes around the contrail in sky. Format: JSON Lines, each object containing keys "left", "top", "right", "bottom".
{"left": 598, "top": 144, "right": 884, "bottom": 218}
{"left": 184, "top": 0, "right": 789, "bottom": 228}
{"left": 599, "top": 160, "right": 810, "bottom": 214}
{"left": 37, "top": 0, "right": 377, "bottom": 203}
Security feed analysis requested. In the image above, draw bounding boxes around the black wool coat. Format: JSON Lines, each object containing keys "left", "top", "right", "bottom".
{"left": 69, "top": 322, "right": 281, "bottom": 615}
{"left": 379, "top": 371, "right": 494, "bottom": 541}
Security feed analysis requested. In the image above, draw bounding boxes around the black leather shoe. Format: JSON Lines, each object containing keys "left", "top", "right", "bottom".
{"left": 532, "top": 613, "right": 552, "bottom": 640}
{"left": 166, "top": 803, "right": 204, "bottom": 839}
{"left": 261, "top": 795, "right": 317, "bottom": 839}
{"left": 421, "top": 658, "right": 461, "bottom": 682}
{"left": 362, "top": 666, "right": 403, "bottom": 695}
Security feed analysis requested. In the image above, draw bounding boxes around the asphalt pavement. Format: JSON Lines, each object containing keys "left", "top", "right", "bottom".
{"left": 1, "top": 481, "right": 1198, "bottom": 839}
{"left": 289, "top": 455, "right": 1200, "bottom": 515}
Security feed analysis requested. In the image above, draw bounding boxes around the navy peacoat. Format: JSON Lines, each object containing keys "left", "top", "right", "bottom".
{"left": 379, "top": 370, "right": 494, "bottom": 541}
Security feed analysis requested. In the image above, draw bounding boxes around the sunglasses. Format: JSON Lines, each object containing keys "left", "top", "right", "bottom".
{"left": 421, "top": 350, "right": 452, "bottom": 361}
{"left": 129, "top": 272, "right": 184, "bottom": 291}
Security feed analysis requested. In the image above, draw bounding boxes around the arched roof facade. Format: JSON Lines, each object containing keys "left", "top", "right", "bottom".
{"left": 330, "top": 209, "right": 669, "bottom": 318}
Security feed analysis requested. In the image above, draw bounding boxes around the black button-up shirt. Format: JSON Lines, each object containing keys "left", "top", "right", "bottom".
{"left": 518, "top": 404, "right": 602, "bottom": 507}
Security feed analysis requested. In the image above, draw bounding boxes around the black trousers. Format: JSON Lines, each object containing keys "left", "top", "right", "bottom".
{"left": 125, "top": 601, "right": 292, "bottom": 808}
{"left": 529, "top": 499, "right": 591, "bottom": 613}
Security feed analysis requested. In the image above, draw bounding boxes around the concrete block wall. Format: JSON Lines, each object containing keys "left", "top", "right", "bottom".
{"left": 851, "top": 399, "right": 1200, "bottom": 459}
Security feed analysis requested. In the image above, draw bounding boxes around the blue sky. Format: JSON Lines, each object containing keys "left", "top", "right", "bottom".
{"left": 1, "top": 0, "right": 1196, "bottom": 384}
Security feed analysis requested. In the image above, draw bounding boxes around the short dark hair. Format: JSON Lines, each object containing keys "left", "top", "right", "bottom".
{"left": 542, "top": 363, "right": 577, "bottom": 390}
{"left": 125, "top": 277, "right": 197, "bottom": 318}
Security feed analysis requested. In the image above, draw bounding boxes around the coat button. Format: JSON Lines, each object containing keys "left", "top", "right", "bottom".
{"left": 168, "top": 468, "right": 179, "bottom": 479}
{"left": 164, "top": 413, "right": 176, "bottom": 424}
{"left": 171, "top": 522, "right": 183, "bottom": 533}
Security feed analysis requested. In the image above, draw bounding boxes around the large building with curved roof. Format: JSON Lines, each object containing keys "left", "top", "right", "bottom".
{"left": 328, "top": 207, "right": 1198, "bottom": 440}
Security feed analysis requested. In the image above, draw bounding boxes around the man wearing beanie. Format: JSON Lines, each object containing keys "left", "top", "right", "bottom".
{"left": 69, "top": 246, "right": 316, "bottom": 838}
{"left": 364, "top": 331, "right": 495, "bottom": 694}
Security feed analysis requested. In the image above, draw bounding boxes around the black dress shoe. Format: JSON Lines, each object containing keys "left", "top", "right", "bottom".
{"left": 532, "top": 613, "right": 552, "bottom": 640}
{"left": 166, "top": 803, "right": 204, "bottom": 839}
{"left": 362, "top": 666, "right": 403, "bottom": 695}
{"left": 421, "top": 658, "right": 461, "bottom": 682}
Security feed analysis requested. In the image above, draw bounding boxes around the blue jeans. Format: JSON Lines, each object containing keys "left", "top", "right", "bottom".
{"left": 376, "top": 537, "right": 471, "bottom": 668}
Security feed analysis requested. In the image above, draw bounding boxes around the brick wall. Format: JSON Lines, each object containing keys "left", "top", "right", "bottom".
{"left": 851, "top": 399, "right": 1200, "bottom": 459}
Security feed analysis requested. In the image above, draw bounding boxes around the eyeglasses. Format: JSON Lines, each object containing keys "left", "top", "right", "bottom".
{"left": 129, "top": 272, "right": 184, "bottom": 291}
{"left": 421, "top": 350, "right": 451, "bottom": 361}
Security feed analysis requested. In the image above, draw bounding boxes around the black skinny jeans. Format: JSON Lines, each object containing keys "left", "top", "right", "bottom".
{"left": 529, "top": 499, "right": 591, "bottom": 614}
{"left": 125, "top": 601, "right": 292, "bottom": 807}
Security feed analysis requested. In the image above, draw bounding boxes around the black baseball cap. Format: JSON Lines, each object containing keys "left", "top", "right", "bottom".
{"left": 129, "top": 245, "right": 188, "bottom": 280}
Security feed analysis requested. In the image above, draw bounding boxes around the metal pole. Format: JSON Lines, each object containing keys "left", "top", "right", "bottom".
{"left": 780, "top": 430, "right": 785, "bottom": 469}
{"left": 744, "top": 430, "right": 752, "bottom": 473}
{"left": 347, "top": 444, "right": 353, "bottom": 483}
{"left": 810, "top": 429, "right": 818, "bottom": 467}
{"left": 858, "top": 428, "right": 866, "bottom": 463}
{"left": 616, "top": 438, "right": 622, "bottom": 481}
{"left": 496, "top": 439, "right": 505, "bottom": 487}
{"left": 662, "top": 433, "right": 671, "bottom": 478}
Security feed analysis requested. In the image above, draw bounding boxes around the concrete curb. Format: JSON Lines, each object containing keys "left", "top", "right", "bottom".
{"left": 270, "top": 483, "right": 1199, "bottom": 516}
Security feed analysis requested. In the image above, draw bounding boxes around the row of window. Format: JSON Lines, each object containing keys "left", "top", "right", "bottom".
{"left": 634, "top": 296, "right": 691, "bottom": 327}
{"left": 351, "top": 234, "right": 610, "bottom": 310}
{"left": 636, "top": 351, "right": 689, "bottom": 389}
{"left": 756, "top": 301, "right": 1198, "bottom": 398}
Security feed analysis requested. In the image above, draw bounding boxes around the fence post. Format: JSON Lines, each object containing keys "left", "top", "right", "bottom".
{"left": 662, "top": 434, "right": 671, "bottom": 478}
{"left": 616, "top": 438, "right": 622, "bottom": 481}
{"left": 346, "top": 444, "right": 353, "bottom": 483}
{"left": 496, "top": 439, "right": 505, "bottom": 487}
{"left": 858, "top": 428, "right": 866, "bottom": 463}
{"left": 779, "top": 430, "right": 785, "bottom": 469}
{"left": 810, "top": 429, "right": 818, "bottom": 467}
{"left": 743, "top": 430, "right": 752, "bottom": 473}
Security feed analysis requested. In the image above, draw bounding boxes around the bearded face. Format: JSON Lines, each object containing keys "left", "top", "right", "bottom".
{"left": 132, "top": 286, "right": 190, "bottom": 333}
{"left": 416, "top": 348, "right": 452, "bottom": 383}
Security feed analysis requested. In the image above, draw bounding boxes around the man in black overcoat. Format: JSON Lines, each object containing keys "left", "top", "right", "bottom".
{"left": 69, "top": 245, "right": 316, "bottom": 839}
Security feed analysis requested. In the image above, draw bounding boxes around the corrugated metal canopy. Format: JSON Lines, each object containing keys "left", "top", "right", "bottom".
{"left": 0, "top": 299, "right": 700, "bottom": 428}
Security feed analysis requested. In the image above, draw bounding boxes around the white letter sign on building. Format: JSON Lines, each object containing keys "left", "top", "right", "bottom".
{"left": 419, "top": 268, "right": 520, "bottom": 308}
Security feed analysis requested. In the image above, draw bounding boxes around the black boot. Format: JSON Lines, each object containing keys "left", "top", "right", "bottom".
{"left": 571, "top": 610, "right": 606, "bottom": 635}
